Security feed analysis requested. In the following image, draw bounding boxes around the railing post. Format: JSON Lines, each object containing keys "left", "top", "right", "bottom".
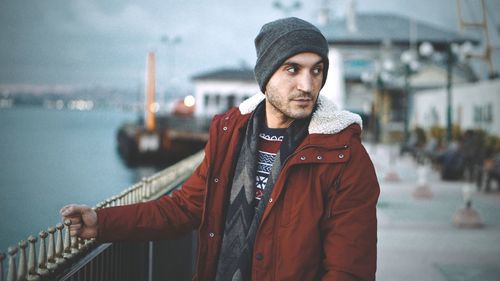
{"left": 37, "top": 231, "right": 49, "bottom": 277}
{"left": 71, "top": 235, "right": 79, "bottom": 256}
{"left": 142, "top": 178, "right": 149, "bottom": 199}
{"left": 27, "top": 235, "right": 40, "bottom": 281}
{"left": 46, "top": 227, "right": 57, "bottom": 271}
{"left": 18, "top": 240, "right": 28, "bottom": 281}
{"left": 63, "top": 220, "right": 73, "bottom": 260}
{"left": 55, "top": 223, "right": 66, "bottom": 266}
{"left": 7, "top": 246, "right": 17, "bottom": 281}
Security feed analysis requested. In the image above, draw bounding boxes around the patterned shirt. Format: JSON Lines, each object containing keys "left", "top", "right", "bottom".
{"left": 255, "top": 126, "right": 285, "bottom": 203}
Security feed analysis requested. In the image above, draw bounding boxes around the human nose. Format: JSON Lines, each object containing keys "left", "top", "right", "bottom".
{"left": 296, "top": 72, "right": 313, "bottom": 93}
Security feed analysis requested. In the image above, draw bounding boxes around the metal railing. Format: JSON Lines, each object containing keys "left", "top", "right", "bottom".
{"left": 0, "top": 150, "right": 204, "bottom": 281}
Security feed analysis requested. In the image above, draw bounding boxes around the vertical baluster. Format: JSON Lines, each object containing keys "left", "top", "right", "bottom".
{"left": 138, "top": 181, "right": 144, "bottom": 201}
{"left": 94, "top": 203, "right": 102, "bottom": 211}
{"left": 148, "top": 178, "right": 153, "bottom": 199}
{"left": 71, "top": 235, "right": 79, "bottom": 255}
{"left": 112, "top": 195, "right": 119, "bottom": 207}
{"left": 141, "top": 181, "right": 146, "bottom": 200}
{"left": 126, "top": 188, "right": 131, "bottom": 203}
{"left": 55, "top": 223, "right": 66, "bottom": 266}
{"left": 63, "top": 220, "right": 73, "bottom": 260}
{"left": 17, "top": 240, "right": 28, "bottom": 281}
{"left": 7, "top": 246, "right": 17, "bottom": 281}
{"left": 116, "top": 195, "right": 123, "bottom": 206}
{"left": 46, "top": 227, "right": 57, "bottom": 271}
{"left": 141, "top": 178, "right": 147, "bottom": 200}
{"left": 132, "top": 188, "right": 138, "bottom": 203}
{"left": 0, "top": 251, "right": 5, "bottom": 281}
{"left": 37, "top": 231, "right": 49, "bottom": 277}
{"left": 78, "top": 238, "right": 86, "bottom": 252}
{"left": 127, "top": 187, "right": 133, "bottom": 204}
{"left": 27, "top": 236, "right": 40, "bottom": 281}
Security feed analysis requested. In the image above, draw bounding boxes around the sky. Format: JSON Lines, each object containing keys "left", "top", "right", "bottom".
{"left": 1, "top": 0, "right": 499, "bottom": 92}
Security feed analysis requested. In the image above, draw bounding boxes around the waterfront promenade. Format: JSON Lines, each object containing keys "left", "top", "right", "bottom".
{"left": 367, "top": 144, "right": 500, "bottom": 281}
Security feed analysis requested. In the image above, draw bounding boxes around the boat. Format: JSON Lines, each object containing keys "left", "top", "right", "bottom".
{"left": 117, "top": 52, "right": 209, "bottom": 166}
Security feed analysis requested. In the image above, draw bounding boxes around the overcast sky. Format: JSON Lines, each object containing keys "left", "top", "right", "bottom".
{"left": 1, "top": 0, "right": 498, "bottom": 92}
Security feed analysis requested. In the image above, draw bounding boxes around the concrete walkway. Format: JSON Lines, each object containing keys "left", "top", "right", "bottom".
{"left": 366, "top": 144, "right": 500, "bottom": 281}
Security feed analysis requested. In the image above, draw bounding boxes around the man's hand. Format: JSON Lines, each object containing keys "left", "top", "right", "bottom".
{"left": 60, "top": 204, "right": 98, "bottom": 239}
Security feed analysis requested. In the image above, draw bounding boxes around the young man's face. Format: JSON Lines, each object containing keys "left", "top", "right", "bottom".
{"left": 264, "top": 52, "right": 324, "bottom": 128}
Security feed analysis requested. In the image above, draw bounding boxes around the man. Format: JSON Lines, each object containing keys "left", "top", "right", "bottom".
{"left": 61, "top": 17, "right": 379, "bottom": 281}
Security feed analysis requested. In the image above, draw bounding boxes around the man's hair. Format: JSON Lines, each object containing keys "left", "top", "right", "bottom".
{"left": 254, "top": 17, "right": 330, "bottom": 93}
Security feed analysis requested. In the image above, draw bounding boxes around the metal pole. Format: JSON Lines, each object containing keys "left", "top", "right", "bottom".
{"left": 404, "top": 64, "right": 411, "bottom": 144}
{"left": 446, "top": 45, "right": 454, "bottom": 143}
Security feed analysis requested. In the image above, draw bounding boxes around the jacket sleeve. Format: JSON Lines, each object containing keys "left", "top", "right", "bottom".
{"left": 95, "top": 137, "right": 212, "bottom": 242}
{"left": 321, "top": 139, "right": 379, "bottom": 281}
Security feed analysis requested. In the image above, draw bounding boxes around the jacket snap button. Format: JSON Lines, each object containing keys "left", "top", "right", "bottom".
{"left": 338, "top": 154, "right": 344, "bottom": 159}
{"left": 300, "top": 156, "right": 306, "bottom": 161}
{"left": 317, "top": 156, "right": 323, "bottom": 160}
{"left": 269, "top": 198, "right": 273, "bottom": 203}
{"left": 214, "top": 178, "right": 219, "bottom": 183}
{"left": 255, "top": 253, "right": 263, "bottom": 260}
{"left": 209, "top": 232, "right": 215, "bottom": 238}
{"left": 223, "top": 126, "right": 228, "bottom": 131}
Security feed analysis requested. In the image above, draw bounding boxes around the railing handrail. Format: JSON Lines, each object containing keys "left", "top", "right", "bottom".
{"left": 0, "top": 150, "right": 204, "bottom": 281}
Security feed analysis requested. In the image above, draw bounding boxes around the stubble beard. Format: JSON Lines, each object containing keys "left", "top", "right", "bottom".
{"left": 265, "top": 88, "right": 316, "bottom": 121}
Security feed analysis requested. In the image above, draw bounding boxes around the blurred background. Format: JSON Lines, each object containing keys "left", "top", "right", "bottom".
{"left": 1, "top": 0, "right": 499, "bottom": 280}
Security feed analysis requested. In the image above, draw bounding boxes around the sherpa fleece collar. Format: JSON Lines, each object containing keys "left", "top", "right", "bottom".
{"left": 238, "top": 93, "right": 362, "bottom": 135}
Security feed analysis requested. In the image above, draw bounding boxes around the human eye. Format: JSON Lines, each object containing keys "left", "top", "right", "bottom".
{"left": 286, "top": 65, "right": 298, "bottom": 74}
{"left": 312, "top": 65, "right": 323, "bottom": 75}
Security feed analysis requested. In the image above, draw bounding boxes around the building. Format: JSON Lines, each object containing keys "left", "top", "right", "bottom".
{"left": 192, "top": 68, "right": 259, "bottom": 117}
{"left": 318, "top": 12, "right": 479, "bottom": 142}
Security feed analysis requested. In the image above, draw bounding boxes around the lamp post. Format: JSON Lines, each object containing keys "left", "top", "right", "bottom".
{"left": 445, "top": 44, "right": 457, "bottom": 143}
{"left": 272, "top": 0, "right": 301, "bottom": 16}
{"left": 160, "top": 35, "right": 182, "bottom": 85}
{"left": 400, "top": 50, "right": 420, "bottom": 144}
{"left": 417, "top": 41, "right": 472, "bottom": 143}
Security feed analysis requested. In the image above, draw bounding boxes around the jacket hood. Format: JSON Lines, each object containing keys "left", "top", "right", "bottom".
{"left": 238, "top": 93, "right": 362, "bottom": 135}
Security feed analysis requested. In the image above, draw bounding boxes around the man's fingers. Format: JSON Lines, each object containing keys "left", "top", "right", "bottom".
{"left": 70, "top": 223, "right": 82, "bottom": 231}
{"left": 60, "top": 204, "right": 90, "bottom": 217}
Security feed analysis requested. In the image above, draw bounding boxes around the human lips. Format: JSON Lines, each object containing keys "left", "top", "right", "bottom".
{"left": 291, "top": 97, "right": 313, "bottom": 105}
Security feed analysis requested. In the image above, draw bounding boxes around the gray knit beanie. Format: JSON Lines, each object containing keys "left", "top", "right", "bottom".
{"left": 254, "top": 17, "right": 329, "bottom": 93}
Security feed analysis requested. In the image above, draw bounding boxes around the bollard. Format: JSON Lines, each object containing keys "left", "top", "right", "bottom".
{"left": 0, "top": 251, "right": 5, "bottom": 281}
{"left": 413, "top": 164, "right": 433, "bottom": 199}
{"left": 452, "top": 183, "right": 484, "bottom": 228}
{"left": 17, "top": 240, "right": 28, "bottom": 281}
{"left": 384, "top": 146, "right": 400, "bottom": 182}
{"left": 37, "top": 231, "right": 49, "bottom": 277}
{"left": 27, "top": 236, "right": 40, "bottom": 281}
{"left": 46, "top": 227, "right": 57, "bottom": 271}
{"left": 7, "top": 246, "right": 17, "bottom": 281}
{"left": 63, "top": 220, "right": 73, "bottom": 260}
{"left": 55, "top": 223, "right": 66, "bottom": 265}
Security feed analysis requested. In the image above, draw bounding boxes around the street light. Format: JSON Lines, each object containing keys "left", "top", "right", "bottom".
{"left": 272, "top": 0, "right": 301, "bottom": 16}
{"left": 399, "top": 49, "right": 420, "bottom": 143}
{"left": 160, "top": 35, "right": 182, "bottom": 85}
{"left": 417, "top": 41, "right": 472, "bottom": 143}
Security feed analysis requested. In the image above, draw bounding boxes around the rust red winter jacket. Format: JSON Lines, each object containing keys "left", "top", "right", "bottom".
{"left": 97, "top": 93, "right": 380, "bottom": 281}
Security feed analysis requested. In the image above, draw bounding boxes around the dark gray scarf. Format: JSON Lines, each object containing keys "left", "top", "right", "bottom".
{"left": 215, "top": 101, "right": 310, "bottom": 281}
